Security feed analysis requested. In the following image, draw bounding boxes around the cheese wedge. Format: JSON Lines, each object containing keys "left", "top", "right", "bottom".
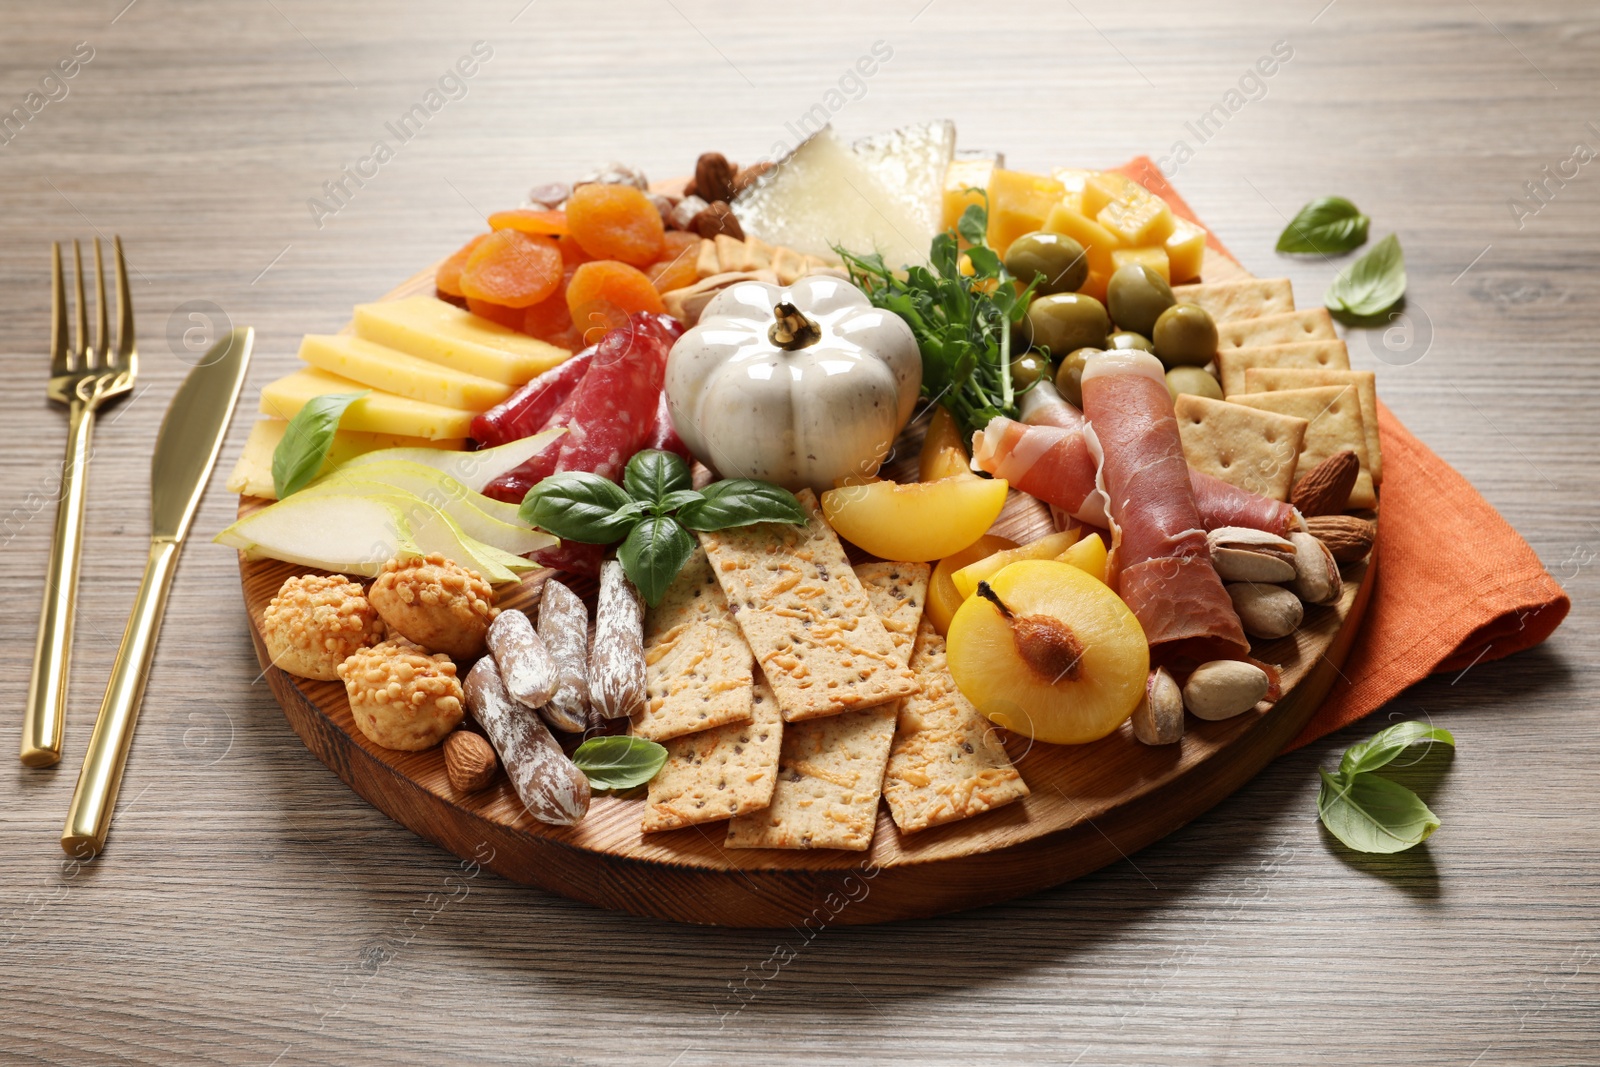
{"left": 353, "top": 296, "right": 570, "bottom": 385}
{"left": 227, "top": 419, "right": 466, "bottom": 499}
{"left": 298, "top": 334, "right": 512, "bottom": 411}
{"left": 260, "top": 368, "right": 474, "bottom": 441}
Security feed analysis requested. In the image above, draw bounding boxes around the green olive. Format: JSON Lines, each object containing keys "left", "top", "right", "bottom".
{"left": 1004, "top": 231, "right": 1089, "bottom": 295}
{"left": 1106, "top": 263, "right": 1175, "bottom": 337}
{"left": 1009, "top": 352, "right": 1049, "bottom": 390}
{"left": 1165, "top": 365, "right": 1224, "bottom": 403}
{"left": 1054, "top": 347, "right": 1100, "bottom": 409}
{"left": 1105, "top": 330, "right": 1155, "bottom": 352}
{"left": 1025, "top": 293, "right": 1110, "bottom": 359}
{"left": 1152, "top": 303, "right": 1219, "bottom": 367}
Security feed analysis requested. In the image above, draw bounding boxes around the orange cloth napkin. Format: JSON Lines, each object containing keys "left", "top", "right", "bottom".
{"left": 1111, "top": 157, "right": 1571, "bottom": 747}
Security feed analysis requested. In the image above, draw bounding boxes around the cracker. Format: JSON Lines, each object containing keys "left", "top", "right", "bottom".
{"left": 1228, "top": 385, "right": 1376, "bottom": 507}
{"left": 1215, "top": 308, "right": 1338, "bottom": 351}
{"left": 700, "top": 489, "right": 920, "bottom": 722}
{"left": 1172, "top": 278, "right": 1294, "bottom": 322}
{"left": 635, "top": 549, "right": 753, "bottom": 742}
{"left": 1174, "top": 394, "right": 1308, "bottom": 501}
{"left": 1241, "top": 366, "right": 1383, "bottom": 484}
{"left": 852, "top": 561, "right": 930, "bottom": 664}
{"left": 723, "top": 702, "right": 898, "bottom": 851}
{"left": 882, "top": 622, "right": 1029, "bottom": 834}
{"left": 641, "top": 676, "right": 782, "bottom": 833}
{"left": 1214, "top": 340, "right": 1352, "bottom": 397}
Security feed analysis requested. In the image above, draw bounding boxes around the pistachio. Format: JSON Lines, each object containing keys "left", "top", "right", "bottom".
{"left": 1130, "top": 666, "right": 1184, "bottom": 745}
{"left": 1207, "top": 527, "right": 1298, "bottom": 583}
{"left": 1182, "top": 660, "right": 1271, "bottom": 721}
{"left": 1226, "top": 582, "right": 1304, "bottom": 639}
{"left": 1288, "top": 531, "right": 1343, "bottom": 605}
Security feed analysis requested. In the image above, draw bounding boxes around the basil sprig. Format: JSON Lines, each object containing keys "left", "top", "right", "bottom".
{"left": 571, "top": 735, "right": 668, "bottom": 790}
{"left": 1276, "top": 196, "right": 1370, "bottom": 254}
{"left": 1324, "top": 233, "right": 1407, "bottom": 319}
{"left": 1317, "top": 719, "right": 1455, "bottom": 853}
{"left": 271, "top": 391, "right": 368, "bottom": 499}
{"left": 518, "top": 450, "right": 807, "bottom": 606}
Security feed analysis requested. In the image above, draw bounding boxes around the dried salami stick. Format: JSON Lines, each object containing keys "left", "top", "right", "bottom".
{"left": 487, "top": 609, "right": 556, "bottom": 709}
{"left": 536, "top": 578, "right": 591, "bottom": 732}
{"left": 588, "top": 560, "right": 646, "bottom": 720}
{"left": 463, "top": 658, "right": 590, "bottom": 826}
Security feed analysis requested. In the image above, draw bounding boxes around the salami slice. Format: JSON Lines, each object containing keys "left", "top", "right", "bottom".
{"left": 471, "top": 345, "right": 595, "bottom": 448}
{"left": 646, "top": 389, "right": 694, "bottom": 466}
{"left": 548, "top": 313, "right": 682, "bottom": 482}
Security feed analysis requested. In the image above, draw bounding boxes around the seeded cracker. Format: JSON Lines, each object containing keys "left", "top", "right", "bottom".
{"left": 883, "top": 621, "right": 1029, "bottom": 833}
{"left": 1215, "top": 340, "right": 1352, "bottom": 398}
{"left": 723, "top": 563, "right": 925, "bottom": 851}
{"left": 641, "top": 677, "right": 782, "bottom": 832}
{"left": 1215, "top": 308, "right": 1338, "bottom": 351}
{"left": 635, "top": 548, "right": 753, "bottom": 742}
{"left": 699, "top": 489, "right": 919, "bottom": 723}
{"left": 1171, "top": 278, "right": 1294, "bottom": 323}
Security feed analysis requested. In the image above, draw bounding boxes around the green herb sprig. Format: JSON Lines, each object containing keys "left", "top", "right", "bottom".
{"left": 519, "top": 449, "right": 807, "bottom": 606}
{"left": 271, "top": 391, "right": 368, "bottom": 499}
{"left": 836, "top": 201, "right": 1040, "bottom": 439}
{"left": 572, "top": 735, "right": 667, "bottom": 790}
{"left": 1317, "top": 719, "right": 1455, "bottom": 853}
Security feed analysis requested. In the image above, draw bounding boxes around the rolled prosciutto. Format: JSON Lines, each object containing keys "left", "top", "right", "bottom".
{"left": 1079, "top": 351, "right": 1249, "bottom": 664}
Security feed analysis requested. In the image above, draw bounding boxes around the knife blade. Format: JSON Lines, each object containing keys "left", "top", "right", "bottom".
{"left": 62, "top": 327, "right": 253, "bottom": 857}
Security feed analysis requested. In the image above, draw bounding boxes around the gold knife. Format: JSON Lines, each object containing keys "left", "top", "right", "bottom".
{"left": 62, "top": 327, "right": 253, "bottom": 857}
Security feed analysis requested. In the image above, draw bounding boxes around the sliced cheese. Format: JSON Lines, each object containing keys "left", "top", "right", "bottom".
{"left": 298, "top": 334, "right": 512, "bottom": 412}
{"left": 354, "top": 295, "right": 570, "bottom": 385}
{"left": 260, "top": 368, "right": 474, "bottom": 441}
{"left": 226, "top": 419, "right": 465, "bottom": 500}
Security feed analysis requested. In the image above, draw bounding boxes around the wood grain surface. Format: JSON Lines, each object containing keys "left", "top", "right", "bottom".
{"left": 0, "top": 1, "right": 1595, "bottom": 1063}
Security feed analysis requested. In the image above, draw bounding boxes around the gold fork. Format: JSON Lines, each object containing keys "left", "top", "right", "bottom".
{"left": 21, "top": 238, "right": 136, "bottom": 767}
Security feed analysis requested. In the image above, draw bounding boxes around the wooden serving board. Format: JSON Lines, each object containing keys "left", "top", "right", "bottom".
{"left": 237, "top": 243, "right": 1372, "bottom": 927}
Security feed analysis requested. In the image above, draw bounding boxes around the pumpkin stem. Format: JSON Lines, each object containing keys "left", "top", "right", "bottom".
{"left": 768, "top": 301, "right": 822, "bottom": 350}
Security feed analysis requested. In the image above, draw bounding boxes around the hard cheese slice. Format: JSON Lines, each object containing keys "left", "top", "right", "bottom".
{"left": 260, "top": 368, "right": 474, "bottom": 441}
{"left": 636, "top": 548, "right": 754, "bottom": 742}
{"left": 723, "top": 562, "right": 926, "bottom": 852}
{"left": 699, "top": 489, "right": 919, "bottom": 723}
{"left": 354, "top": 295, "right": 569, "bottom": 386}
{"left": 298, "top": 334, "right": 513, "bottom": 411}
{"left": 883, "top": 621, "right": 1029, "bottom": 834}
{"left": 226, "top": 419, "right": 465, "bottom": 500}
{"left": 641, "top": 677, "right": 782, "bottom": 833}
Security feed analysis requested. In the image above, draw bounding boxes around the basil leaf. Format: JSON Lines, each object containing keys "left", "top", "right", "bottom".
{"left": 675, "top": 479, "right": 808, "bottom": 532}
{"left": 1339, "top": 720, "right": 1455, "bottom": 779}
{"left": 653, "top": 489, "right": 705, "bottom": 515}
{"left": 1276, "top": 196, "right": 1370, "bottom": 254}
{"left": 271, "top": 392, "right": 367, "bottom": 499}
{"left": 1318, "top": 769, "right": 1442, "bottom": 854}
{"left": 571, "top": 735, "right": 668, "bottom": 791}
{"left": 623, "top": 448, "right": 691, "bottom": 505}
{"left": 518, "top": 472, "right": 641, "bottom": 544}
{"left": 1325, "top": 233, "right": 1406, "bottom": 318}
{"left": 956, "top": 201, "right": 988, "bottom": 246}
{"left": 617, "top": 515, "right": 696, "bottom": 607}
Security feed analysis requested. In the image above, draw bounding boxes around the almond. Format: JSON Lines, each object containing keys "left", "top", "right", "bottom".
{"left": 690, "top": 200, "right": 744, "bottom": 241}
{"left": 1303, "top": 514, "right": 1375, "bottom": 562}
{"left": 693, "top": 152, "right": 737, "bottom": 205}
{"left": 1291, "top": 449, "right": 1361, "bottom": 516}
{"left": 443, "top": 730, "right": 498, "bottom": 794}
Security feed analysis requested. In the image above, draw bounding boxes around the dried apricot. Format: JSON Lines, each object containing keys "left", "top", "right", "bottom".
{"left": 566, "top": 260, "right": 666, "bottom": 344}
{"left": 465, "top": 297, "right": 525, "bottom": 331}
{"left": 435, "top": 234, "right": 488, "bottom": 298}
{"left": 557, "top": 234, "right": 592, "bottom": 268}
{"left": 646, "top": 250, "right": 700, "bottom": 293}
{"left": 565, "top": 183, "right": 664, "bottom": 267}
{"left": 459, "top": 230, "right": 563, "bottom": 308}
{"left": 523, "top": 289, "right": 580, "bottom": 351}
{"left": 488, "top": 208, "right": 570, "bottom": 237}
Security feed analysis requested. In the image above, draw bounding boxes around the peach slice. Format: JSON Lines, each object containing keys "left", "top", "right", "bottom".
{"left": 1057, "top": 531, "right": 1108, "bottom": 584}
{"left": 926, "top": 533, "right": 1018, "bottom": 636}
{"left": 917, "top": 405, "right": 974, "bottom": 482}
{"left": 951, "top": 528, "right": 1082, "bottom": 600}
{"left": 947, "top": 559, "right": 1148, "bottom": 744}
{"left": 821, "top": 475, "right": 1008, "bottom": 563}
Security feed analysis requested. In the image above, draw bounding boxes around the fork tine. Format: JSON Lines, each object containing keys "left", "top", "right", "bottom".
{"left": 112, "top": 236, "right": 135, "bottom": 374}
{"left": 71, "top": 240, "right": 87, "bottom": 372}
{"left": 91, "top": 238, "right": 108, "bottom": 369}
{"left": 50, "top": 243, "right": 68, "bottom": 376}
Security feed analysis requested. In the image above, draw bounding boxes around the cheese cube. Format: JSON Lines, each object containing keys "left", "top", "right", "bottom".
{"left": 354, "top": 296, "right": 570, "bottom": 386}
{"left": 1081, "top": 172, "right": 1150, "bottom": 219}
{"left": 1098, "top": 197, "right": 1175, "bottom": 246}
{"left": 260, "top": 368, "right": 474, "bottom": 441}
{"left": 226, "top": 419, "right": 466, "bottom": 499}
{"left": 942, "top": 156, "right": 998, "bottom": 236}
{"left": 1043, "top": 203, "right": 1122, "bottom": 284}
{"left": 985, "top": 170, "right": 1065, "bottom": 255}
{"left": 1050, "top": 168, "right": 1098, "bottom": 200}
{"left": 1165, "top": 218, "right": 1208, "bottom": 283}
{"left": 298, "top": 334, "right": 513, "bottom": 412}
{"left": 1111, "top": 247, "right": 1171, "bottom": 283}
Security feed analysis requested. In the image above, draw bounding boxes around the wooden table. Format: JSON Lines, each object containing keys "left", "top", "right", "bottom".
{"left": 2, "top": 2, "right": 1595, "bottom": 1063}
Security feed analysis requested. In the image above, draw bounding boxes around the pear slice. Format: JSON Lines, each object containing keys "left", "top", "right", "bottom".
{"left": 312, "top": 460, "right": 554, "bottom": 557}
{"left": 216, "top": 494, "right": 422, "bottom": 578}
{"left": 337, "top": 427, "right": 566, "bottom": 492}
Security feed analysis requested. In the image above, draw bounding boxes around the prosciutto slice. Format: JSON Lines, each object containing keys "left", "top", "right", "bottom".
{"left": 1080, "top": 350, "right": 1249, "bottom": 664}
